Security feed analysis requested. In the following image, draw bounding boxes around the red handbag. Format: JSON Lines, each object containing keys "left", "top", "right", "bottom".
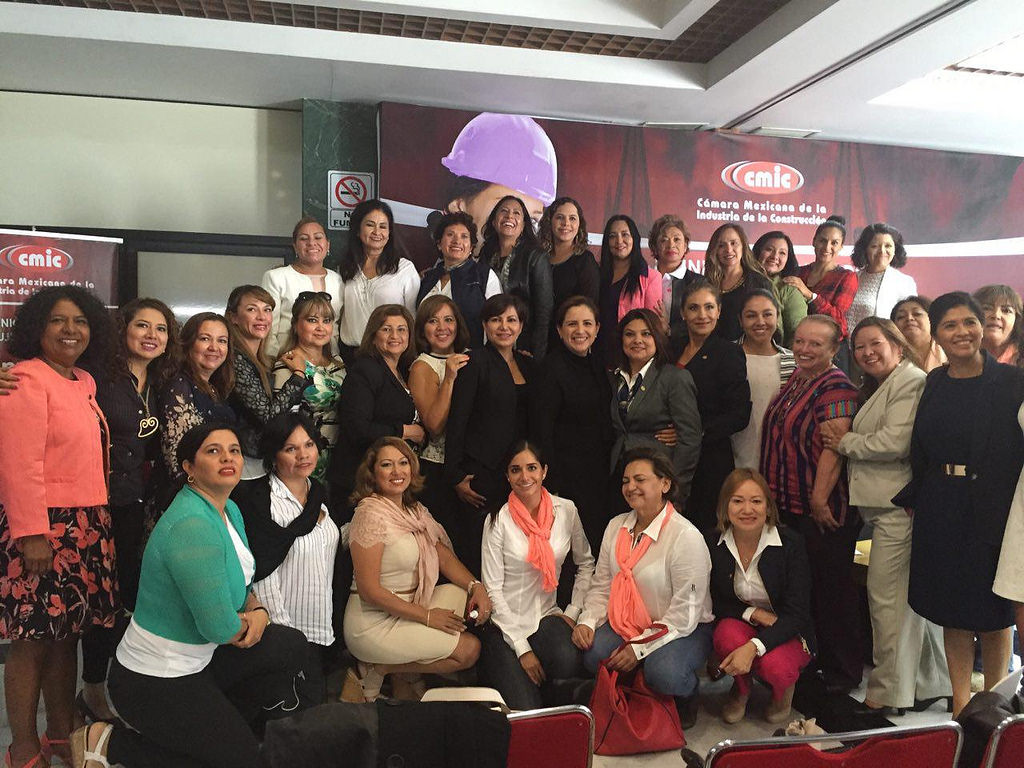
{"left": 589, "top": 624, "right": 686, "bottom": 756}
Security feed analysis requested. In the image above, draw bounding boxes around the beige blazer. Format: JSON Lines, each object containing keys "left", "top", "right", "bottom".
{"left": 839, "top": 359, "right": 926, "bottom": 508}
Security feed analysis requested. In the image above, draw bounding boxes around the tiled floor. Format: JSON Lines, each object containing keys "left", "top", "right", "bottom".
{"left": 0, "top": 657, "right": 974, "bottom": 767}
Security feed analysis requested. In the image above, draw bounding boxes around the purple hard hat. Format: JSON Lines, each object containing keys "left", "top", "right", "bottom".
{"left": 441, "top": 113, "right": 557, "bottom": 206}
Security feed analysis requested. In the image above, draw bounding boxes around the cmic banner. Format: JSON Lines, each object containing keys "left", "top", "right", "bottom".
{"left": 379, "top": 102, "right": 1024, "bottom": 300}
{"left": 0, "top": 229, "right": 119, "bottom": 363}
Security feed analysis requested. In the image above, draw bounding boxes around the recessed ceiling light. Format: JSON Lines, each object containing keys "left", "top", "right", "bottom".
{"left": 748, "top": 127, "right": 821, "bottom": 139}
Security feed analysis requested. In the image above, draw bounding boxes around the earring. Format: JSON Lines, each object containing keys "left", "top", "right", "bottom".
{"left": 187, "top": 475, "right": 195, "bottom": 484}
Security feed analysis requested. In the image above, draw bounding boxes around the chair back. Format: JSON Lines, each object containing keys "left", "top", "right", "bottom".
{"left": 706, "top": 721, "right": 962, "bottom": 768}
{"left": 983, "top": 713, "right": 1024, "bottom": 768}
{"left": 507, "top": 705, "right": 593, "bottom": 768}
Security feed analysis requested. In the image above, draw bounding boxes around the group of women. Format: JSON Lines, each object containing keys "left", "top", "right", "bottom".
{"left": 0, "top": 194, "right": 1023, "bottom": 767}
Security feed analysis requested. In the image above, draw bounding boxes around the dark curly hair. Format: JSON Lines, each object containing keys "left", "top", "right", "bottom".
{"left": 8, "top": 285, "right": 114, "bottom": 376}
{"left": 851, "top": 222, "right": 908, "bottom": 270}
{"left": 538, "top": 197, "right": 589, "bottom": 256}
{"left": 112, "top": 297, "right": 182, "bottom": 388}
{"left": 431, "top": 210, "right": 479, "bottom": 252}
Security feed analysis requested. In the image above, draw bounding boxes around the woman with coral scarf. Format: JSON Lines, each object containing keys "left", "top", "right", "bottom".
{"left": 573, "top": 446, "right": 714, "bottom": 729}
{"left": 478, "top": 441, "right": 595, "bottom": 710}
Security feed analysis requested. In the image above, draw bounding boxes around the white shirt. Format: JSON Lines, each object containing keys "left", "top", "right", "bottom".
{"left": 731, "top": 352, "right": 783, "bottom": 470}
{"left": 338, "top": 258, "right": 421, "bottom": 346}
{"left": 719, "top": 525, "right": 782, "bottom": 656}
{"left": 252, "top": 475, "right": 340, "bottom": 646}
{"left": 579, "top": 505, "right": 714, "bottom": 660}
{"left": 615, "top": 357, "right": 655, "bottom": 396}
{"left": 422, "top": 267, "right": 502, "bottom": 301}
{"left": 482, "top": 495, "right": 596, "bottom": 657}
{"left": 261, "top": 265, "right": 344, "bottom": 359}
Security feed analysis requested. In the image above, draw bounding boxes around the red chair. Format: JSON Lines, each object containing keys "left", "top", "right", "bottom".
{"left": 705, "top": 721, "right": 962, "bottom": 768}
{"left": 983, "top": 713, "right": 1024, "bottom": 768}
{"left": 507, "top": 705, "right": 594, "bottom": 768}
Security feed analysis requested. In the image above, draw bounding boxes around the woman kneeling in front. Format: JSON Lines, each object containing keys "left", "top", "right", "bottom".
{"left": 344, "top": 437, "right": 491, "bottom": 701}
{"left": 573, "top": 446, "right": 714, "bottom": 729}
{"left": 707, "top": 469, "right": 814, "bottom": 724}
{"left": 73, "top": 423, "right": 317, "bottom": 768}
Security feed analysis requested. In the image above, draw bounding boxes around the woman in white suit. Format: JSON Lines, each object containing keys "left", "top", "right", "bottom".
{"left": 846, "top": 223, "right": 917, "bottom": 334}
{"left": 821, "top": 317, "right": 950, "bottom": 716}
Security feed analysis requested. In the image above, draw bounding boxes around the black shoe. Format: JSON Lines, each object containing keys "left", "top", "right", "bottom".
{"left": 818, "top": 670, "right": 858, "bottom": 695}
{"left": 675, "top": 691, "right": 699, "bottom": 730}
{"left": 852, "top": 702, "right": 905, "bottom": 717}
{"left": 911, "top": 695, "right": 952, "bottom": 713}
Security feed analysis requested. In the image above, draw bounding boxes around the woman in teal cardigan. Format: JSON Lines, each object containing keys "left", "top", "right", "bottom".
{"left": 71, "top": 422, "right": 316, "bottom": 768}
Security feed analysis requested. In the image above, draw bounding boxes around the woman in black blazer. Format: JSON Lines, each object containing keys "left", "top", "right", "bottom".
{"left": 673, "top": 280, "right": 751, "bottom": 532}
{"left": 707, "top": 468, "right": 814, "bottom": 725}
{"left": 327, "top": 304, "right": 425, "bottom": 518}
{"left": 532, "top": 295, "right": 614, "bottom": 554}
{"left": 444, "top": 294, "right": 536, "bottom": 576}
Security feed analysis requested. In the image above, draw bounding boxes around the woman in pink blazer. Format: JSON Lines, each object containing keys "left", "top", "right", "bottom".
{"left": 597, "top": 214, "right": 663, "bottom": 365}
{"left": 0, "top": 286, "right": 118, "bottom": 768}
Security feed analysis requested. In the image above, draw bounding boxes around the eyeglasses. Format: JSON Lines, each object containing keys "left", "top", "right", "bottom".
{"left": 296, "top": 291, "right": 332, "bottom": 303}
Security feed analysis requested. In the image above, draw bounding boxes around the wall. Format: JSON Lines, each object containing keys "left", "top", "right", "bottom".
{"left": 0, "top": 91, "right": 301, "bottom": 237}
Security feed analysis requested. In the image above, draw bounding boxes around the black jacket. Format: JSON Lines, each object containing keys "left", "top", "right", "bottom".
{"left": 327, "top": 355, "right": 415, "bottom": 516}
{"left": 665, "top": 269, "right": 703, "bottom": 345}
{"left": 706, "top": 524, "right": 816, "bottom": 655}
{"left": 496, "top": 247, "right": 553, "bottom": 359}
{"left": 893, "top": 352, "right": 1024, "bottom": 546}
{"left": 417, "top": 258, "right": 493, "bottom": 348}
{"left": 444, "top": 344, "right": 536, "bottom": 486}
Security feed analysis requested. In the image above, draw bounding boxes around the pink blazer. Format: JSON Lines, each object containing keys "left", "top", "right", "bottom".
{"left": 0, "top": 358, "right": 109, "bottom": 540}
{"left": 617, "top": 265, "right": 663, "bottom": 321}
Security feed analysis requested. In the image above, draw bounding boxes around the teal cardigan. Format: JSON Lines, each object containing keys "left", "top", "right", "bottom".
{"left": 133, "top": 486, "right": 252, "bottom": 645}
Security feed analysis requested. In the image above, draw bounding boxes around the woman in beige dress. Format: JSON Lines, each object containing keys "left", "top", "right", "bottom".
{"left": 994, "top": 402, "right": 1024, "bottom": 644}
{"left": 344, "top": 436, "right": 492, "bottom": 700}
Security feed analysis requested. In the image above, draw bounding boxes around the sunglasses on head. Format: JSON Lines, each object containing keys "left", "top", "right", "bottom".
{"left": 296, "top": 291, "right": 332, "bottom": 302}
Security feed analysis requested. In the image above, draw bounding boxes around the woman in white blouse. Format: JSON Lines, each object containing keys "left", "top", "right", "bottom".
{"left": 731, "top": 290, "right": 796, "bottom": 470}
{"left": 232, "top": 411, "right": 341, "bottom": 699}
{"left": 335, "top": 200, "right": 420, "bottom": 362}
{"left": 262, "top": 216, "right": 344, "bottom": 359}
{"left": 479, "top": 441, "right": 595, "bottom": 710}
{"left": 845, "top": 223, "right": 917, "bottom": 350}
{"left": 572, "top": 446, "right": 714, "bottom": 729}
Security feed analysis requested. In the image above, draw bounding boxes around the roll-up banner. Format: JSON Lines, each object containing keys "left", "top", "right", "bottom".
{"left": 379, "top": 102, "right": 1023, "bottom": 299}
{"left": 0, "top": 229, "right": 119, "bottom": 363}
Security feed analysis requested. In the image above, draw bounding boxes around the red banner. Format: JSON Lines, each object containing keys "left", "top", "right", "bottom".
{"left": 379, "top": 102, "right": 1024, "bottom": 300}
{"left": 0, "top": 229, "right": 119, "bottom": 363}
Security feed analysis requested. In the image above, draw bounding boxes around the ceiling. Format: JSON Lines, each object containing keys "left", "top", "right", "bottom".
{"left": 2, "top": 0, "right": 1024, "bottom": 156}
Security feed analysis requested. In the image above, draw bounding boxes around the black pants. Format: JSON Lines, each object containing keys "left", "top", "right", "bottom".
{"left": 82, "top": 500, "right": 145, "bottom": 684}
{"left": 476, "top": 615, "right": 586, "bottom": 711}
{"left": 799, "top": 513, "right": 866, "bottom": 686}
{"left": 107, "top": 624, "right": 316, "bottom": 768}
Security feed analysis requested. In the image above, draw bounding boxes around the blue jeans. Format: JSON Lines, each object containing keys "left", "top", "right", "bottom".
{"left": 477, "top": 615, "right": 586, "bottom": 711}
{"left": 583, "top": 621, "right": 713, "bottom": 697}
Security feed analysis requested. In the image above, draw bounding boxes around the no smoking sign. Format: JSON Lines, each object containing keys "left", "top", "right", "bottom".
{"left": 327, "top": 171, "right": 375, "bottom": 231}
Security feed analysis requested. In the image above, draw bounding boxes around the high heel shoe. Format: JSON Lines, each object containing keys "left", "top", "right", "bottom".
{"left": 911, "top": 695, "right": 953, "bottom": 713}
{"left": 70, "top": 723, "right": 112, "bottom": 768}
{"left": 4, "top": 748, "right": 46, "bottom": 768}
{"left": 74, "top": 692, "right": 125, "bottom": 730}
{"left": 357, "top": 661, "right": 385, "bottom": 701}
{"left": 39, "top": 735, "right": 70, "bottom": 766}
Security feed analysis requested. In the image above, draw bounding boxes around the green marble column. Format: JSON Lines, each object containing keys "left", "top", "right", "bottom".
{"left": 301, "top": 99, "right": 378, "bottom": 268}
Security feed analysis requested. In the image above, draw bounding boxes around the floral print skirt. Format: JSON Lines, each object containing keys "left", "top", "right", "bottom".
{"left": 0, "top": 504, "right": 119, "bottom": 640}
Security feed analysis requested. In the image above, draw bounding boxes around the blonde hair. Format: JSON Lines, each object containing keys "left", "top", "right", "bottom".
{"left": 715, "top": 468, "right": 780, "bottom": 533}
{"left": 280, "top": 293, "right": 336, "bottom": 358}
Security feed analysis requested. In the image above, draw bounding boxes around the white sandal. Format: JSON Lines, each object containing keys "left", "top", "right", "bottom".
{"left": 71, "top": 722, "right": 112, "bottom": 768}
{"left": 357, "top": 661, "right": 385, "bottom": 702}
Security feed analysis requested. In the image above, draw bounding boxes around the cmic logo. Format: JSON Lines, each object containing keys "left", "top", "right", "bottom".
{"left": 0, "top": 245, "right": 75, "bottom": 271}
{"left": 721, "top": 161, "right": 805, "bottom": 195}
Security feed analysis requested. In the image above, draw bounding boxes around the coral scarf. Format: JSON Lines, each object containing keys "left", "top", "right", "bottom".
{"left": 607, "top": 505, "right": 674, "bottom": 639}
{"left": 507, "top": 488, "right": 558, "bottom": 592}
{"left": 357, "top": 494, "right": 449, "bottom": 607}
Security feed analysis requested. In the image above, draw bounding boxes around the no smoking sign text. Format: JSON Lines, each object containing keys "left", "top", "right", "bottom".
{"left": 327, "top": 171, "right": 375, "bottom": 231}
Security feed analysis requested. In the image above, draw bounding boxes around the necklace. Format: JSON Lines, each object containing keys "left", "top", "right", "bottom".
{"left": 137, "top": 382, "right": 158, "bottom": 438}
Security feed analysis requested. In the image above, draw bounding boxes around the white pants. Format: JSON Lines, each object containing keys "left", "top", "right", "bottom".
{"left": 862, "top": 506, "right": 951, "bottom": 708}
